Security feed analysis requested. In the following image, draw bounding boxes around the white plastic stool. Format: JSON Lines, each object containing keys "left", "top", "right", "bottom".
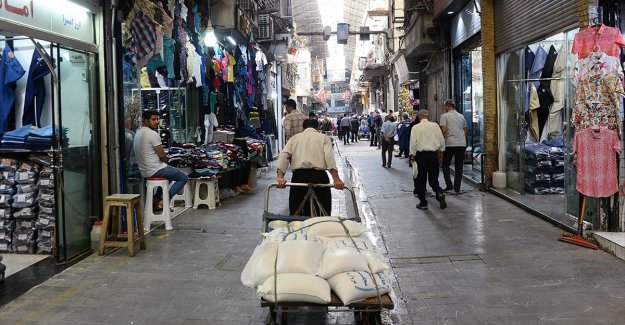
{"left": 193, "top": 179, "right": 220, "bottom": 209}
{"left": 171, "top": 181, "right": 193, "bottom": 208}
{"left": 144, "top": 177, "right": 173, "bottom": 230}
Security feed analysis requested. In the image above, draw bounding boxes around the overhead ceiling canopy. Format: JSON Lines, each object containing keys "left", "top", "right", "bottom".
{"left": 292, "top": 0, "right": 369, "bottom": 81}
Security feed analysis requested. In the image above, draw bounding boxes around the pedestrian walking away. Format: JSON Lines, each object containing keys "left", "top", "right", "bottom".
{"left": 409, "top": 109, "right": 446, "bottom": 210}
{"left": 276, "top": 118, "right": 345, "bottom": 216}
{"left": 134, "top": 110, "right": 188, "bottom": 211}
{"left": 283, "top": 99, "right": 308, "bottom": 142}
{"left": 380, "top": 115, "right": 397, "bottom": 168}
{"left": 439, "top": 99, "right": 468, "bottom": 193}
{"left": 374, "top": 111, "right": 383, "bottom": 148}
{"left": 350, "top": 114, "right": 360, "bottom": 142}
{"left": 396, "top": 113, "right": 411, "bottom": 159}
{"left": 340, "top": 113, "right": 352, "bottom": 145}
{"left": 368, "top": 111, "right": 377, "bottom": 146}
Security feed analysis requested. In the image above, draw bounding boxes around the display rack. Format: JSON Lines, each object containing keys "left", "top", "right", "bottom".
{"left": 131, "top": 87, "right": 187, "bottom": 147}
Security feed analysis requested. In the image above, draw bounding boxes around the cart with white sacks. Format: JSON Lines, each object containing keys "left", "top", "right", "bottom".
{"left": 241, "top": 183, "right": 395, "bottom": 325}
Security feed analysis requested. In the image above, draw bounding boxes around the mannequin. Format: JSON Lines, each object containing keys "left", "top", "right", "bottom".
{"left": 204, "top": 104, "right": 219, "bottom": 144}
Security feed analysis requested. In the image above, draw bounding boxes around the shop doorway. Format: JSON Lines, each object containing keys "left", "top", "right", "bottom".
{"left": 53, "top": 46, "right": 102, "bottom": 261}
{"left": 454, "top": 47, "right": 484, "bottom": 184}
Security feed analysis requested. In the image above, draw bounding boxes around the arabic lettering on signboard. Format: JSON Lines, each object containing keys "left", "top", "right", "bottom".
{"left": 1, "top": 0, "right": 34, "bottom": 18}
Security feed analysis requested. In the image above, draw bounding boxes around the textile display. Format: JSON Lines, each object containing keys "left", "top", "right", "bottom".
{"left": 573, "top": 128, "right": 620, "bottom": 197}
{"left": 524, "top": 141, "right": 565, "bottom": 195}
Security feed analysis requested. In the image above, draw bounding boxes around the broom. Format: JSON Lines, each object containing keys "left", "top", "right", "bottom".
{"left": 558, "top": 195, "right": 598, "bottom": 249}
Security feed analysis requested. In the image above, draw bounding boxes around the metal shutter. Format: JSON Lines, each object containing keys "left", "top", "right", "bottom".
{"left": 494, "top": 0, "right": 578, "bottom": 54}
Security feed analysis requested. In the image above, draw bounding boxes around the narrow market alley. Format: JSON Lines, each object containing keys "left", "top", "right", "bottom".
{"left": 1, "top": 141, "right": 625, "bottom": 324}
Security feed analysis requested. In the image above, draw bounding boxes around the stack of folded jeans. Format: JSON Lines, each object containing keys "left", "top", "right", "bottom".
{"left": 12, "top": 161, "right": 40, "bottom": 254}
{"left": 0, "top": 158, "right": 17, "bottom": 252}
{"left": 36, "top": 178, "right": 55, "bottom": 254}
{"left": 1, "top": 125, "right": 32, "bottom": 148}
{"left": 525, "top": 141, "right": 565, "bottom": 194}
{"left": 25, "top": 125, "right": 53, "bottom": 150}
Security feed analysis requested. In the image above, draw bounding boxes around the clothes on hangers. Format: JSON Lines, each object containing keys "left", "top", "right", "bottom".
{"left": 572, "top": 52, "right": 624, "bottom": 131}
{"left": 573, "top": 127, "right": 621, "bottom": 197}
{"left": 572, "top": 24, "right": 625, "bottom": 59}
{"left": 0, "top": 46, "right": 26, "bottom": 133}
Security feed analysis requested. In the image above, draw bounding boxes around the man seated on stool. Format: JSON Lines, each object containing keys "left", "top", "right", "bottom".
{"left": 276, "top": 118, "right": 345, "bottom": 216}
{"left": 134, "top": 110, "right": 188, "bottom": 211}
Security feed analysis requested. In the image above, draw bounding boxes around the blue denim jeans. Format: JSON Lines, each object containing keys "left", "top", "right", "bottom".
{"left": 151, "top": 165, "right": 188, "bottom": 200}
{"left": 0, "top": 45, "right": 26, "bottom": 132}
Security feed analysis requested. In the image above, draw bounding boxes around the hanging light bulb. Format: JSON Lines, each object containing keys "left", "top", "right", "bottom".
{"left": 204, "top": 17, "right": 217, "bottom": 47}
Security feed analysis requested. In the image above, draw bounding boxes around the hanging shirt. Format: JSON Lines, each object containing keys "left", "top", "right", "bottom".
{"left": 572, "top": 24, "right": 625, "bottom": 59}
{"left": 573, "top": 128, "right": 620, "bottom": 197}
{"left": 127, "top": 12, "right": 157, "bottom": 67}
{"left": 227, "top": 54, "right": 236, "bottom": 82}
{"left": 0, "top": 46, "right": 26, "bottom": 133}
{"left": 255, "top": 51, "right": 267, "bottom": 71}
{"left": 572, "top": 52, "right": 624, "bottom": 131}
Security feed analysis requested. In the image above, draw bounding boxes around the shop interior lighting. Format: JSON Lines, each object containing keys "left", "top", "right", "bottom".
{"left": 226, "top": 36, "right": 236, "bottom": 45}
{"left": 447, "top": 11, "right": 454, "bottom": 14}
{"left": 60, "top": 0, "right": 90, "bottom": 15}
{"left": 204, "top": 18, "right": 217, "bottom": 47}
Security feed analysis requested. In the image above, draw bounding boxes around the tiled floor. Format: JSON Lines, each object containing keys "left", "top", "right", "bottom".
{"left": 3, "top": 254, "right": 49, "bottom": 277}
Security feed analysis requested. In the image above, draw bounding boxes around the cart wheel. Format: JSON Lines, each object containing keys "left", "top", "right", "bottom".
{"left": 357, "top": 310, "right": 382, "bottom": 325}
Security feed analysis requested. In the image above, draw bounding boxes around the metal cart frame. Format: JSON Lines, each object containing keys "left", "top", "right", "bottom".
{"left": 261, "top": 183, "right": 393, "bottom": 324}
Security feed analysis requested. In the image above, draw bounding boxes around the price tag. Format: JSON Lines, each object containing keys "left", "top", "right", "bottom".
{"left": 21, "top": 221, "right": 31, "bottom": 228}
{"left": 40, "top": 218, "right": 49, "bottom": 225}
{"left": 42, "top": 230, "right": 51, "bottom": 237}
{"left": 17, "top": 194, "right": 26, "bottom": 202}
{"left": 22, "top": 185, "right": 31, "bottom": 192}
{"left": 19, "top": 171, "right": 28, "bottom": 179}
{"left": 0, "top": 243, "right": 7, "bottom": 251}
{"left": 40, "top": 179, "right": 50, "bottom": 186}
{"left": 0, "top": 232, "right": 5, "bottom": 240}
{"left": 18, "top": 233, "right": 27, "bottom": 240}
{"left": 17, "top": 245, "right": 26, "bottom": 252}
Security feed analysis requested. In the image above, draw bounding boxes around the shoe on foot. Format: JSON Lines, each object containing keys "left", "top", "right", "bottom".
{"left": 436, "top": 193, "right": 447, "bottom": 209}
{"left": 387, "top": 164, "right": 391, "bottom": 168}
{"left": 416, "top": 203, "right": 428, "bottom": 210}
{"left": 382, "top": 164, "right": 387, "bottom": 168}
{"left": 394, "top": 155, "right": 401, "bottom": 157}
{"left": 442, "top": 187, "right": 453, "bottom": 192}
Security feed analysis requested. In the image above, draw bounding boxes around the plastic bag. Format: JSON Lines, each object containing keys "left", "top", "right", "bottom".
{"left": 12, "top": 191, "right": 38, "bottom": 208}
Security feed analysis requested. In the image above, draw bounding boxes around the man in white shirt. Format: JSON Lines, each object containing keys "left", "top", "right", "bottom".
{"left": 277, "top": 118, "right": 345, "bottom": 216}
{"left": 134, "top": 110, "right": 188, "bottom": 211}
{"left": 439, "top": 99, "right": 468, "bottom": 193}
{"left": 340, "top": 114, "right": 352, "bottom": 145}
{"left": 409, "top": 109, "right": 446, "bottom": 210}
{"left": 380, "top": 115, "right": 397, "bottom": 168}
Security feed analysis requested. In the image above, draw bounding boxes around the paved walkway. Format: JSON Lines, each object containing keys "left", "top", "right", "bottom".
{"left": 0, "top": 140, "right": 624, "bottom": 324}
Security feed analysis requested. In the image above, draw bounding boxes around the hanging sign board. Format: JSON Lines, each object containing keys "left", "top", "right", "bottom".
{"left": 0, "top": 0, "right": 95, "bottom": 44}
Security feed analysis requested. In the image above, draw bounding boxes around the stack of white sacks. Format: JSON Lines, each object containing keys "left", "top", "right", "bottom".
{"left": 241, "top": 216, "right": 393, "bottom": 305}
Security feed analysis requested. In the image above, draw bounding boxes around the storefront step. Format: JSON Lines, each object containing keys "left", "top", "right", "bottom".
{"left": 593, "top": 232, "right": 625, "bottom": 261}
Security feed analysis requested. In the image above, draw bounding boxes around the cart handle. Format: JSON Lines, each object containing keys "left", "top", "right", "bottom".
{"left": 265, "top": 183, "right": 359, "bottom": 218}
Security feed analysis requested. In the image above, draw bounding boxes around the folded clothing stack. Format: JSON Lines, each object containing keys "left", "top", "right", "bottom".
{"left": 524, "top": 141, "right": 565, "bottom": 195}
{"left": 12, "top": 161, "right": 40, "bottom": 254}
{"left": 36, "top": 173, "right": 55, "bottom": 254}
{"left": 0, "top": 124, "right": 68, "bottom": 150}
{"left": 0, "top": 159, "right": 18, "bottom": 253}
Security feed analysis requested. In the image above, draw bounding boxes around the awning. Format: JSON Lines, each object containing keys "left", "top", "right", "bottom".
{"left": 361, "top": 63, "right": 389, "bottom": 81}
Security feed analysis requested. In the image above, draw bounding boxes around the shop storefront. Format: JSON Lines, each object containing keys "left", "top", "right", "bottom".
{"left": 0, "top": 0, "right": 103, "bottom": 264}
{"left": 118, "top": 1, "right": 274, "bottom": 197}
{"left": 491, "top": 0, "right": 624, "bottom": 231}
{"left": 449, "top": 0, "right": 484, "bottom": 185}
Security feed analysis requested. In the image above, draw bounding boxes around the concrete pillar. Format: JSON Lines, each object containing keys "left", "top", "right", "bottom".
{"left": 480, "top": 0, "right": 497, "bottom": 189}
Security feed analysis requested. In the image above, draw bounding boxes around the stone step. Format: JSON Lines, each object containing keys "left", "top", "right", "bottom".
{"left": 593, "top": 232, "right": 625, "bottom": 261}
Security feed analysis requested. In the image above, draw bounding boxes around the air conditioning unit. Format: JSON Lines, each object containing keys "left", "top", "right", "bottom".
{"left": 258, "top": 15, "right": 274, "bottom": 40}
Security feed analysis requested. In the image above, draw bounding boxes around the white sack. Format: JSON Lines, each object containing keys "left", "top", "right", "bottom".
{"left": 328, "top": 271, "right": 392, "bottom": 305}
{"left": 321, "top": 236, "right": 389, "bottom": 273}
{"left": 303, "top": 216, "right": 367, "bottom": 237}
{"left": 240, "top": 241, "right": 278, "bottom": 288}
{"left": 316, "top": 245, "right": 370, "bottom": 279}
{"left": 258, "top": 273, "right": 331, "bottom": 304}
{"left": 263, "top": 226, "right": 309, "bottom": 242}
{"left": 276, "top": 239, "right": 324, "bottom": 275}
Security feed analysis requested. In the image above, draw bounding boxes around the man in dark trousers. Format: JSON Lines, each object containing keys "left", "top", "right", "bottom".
{"left": 350, "top": 114, "right": 360, "bottom": 142}
{"left": 340, "top": 114, "right": 352, "bottom": 145}
{"left": 373, "top": 111, "right": 383, "bottom": 148}
{"left": 276, "top": 118, "right": 345, "bottom": 216}
{"left": 409, "top": 109, "right": 446, "bottom": 210}
{"left": 368, "top": 112, "right": 376, "bottom": 146}
{"left": 439, "top": 99, "right": 468, "bottom": 193}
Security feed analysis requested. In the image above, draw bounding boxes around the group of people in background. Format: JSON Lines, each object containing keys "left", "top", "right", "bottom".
{"left": 278, "top": 98, "right": 467, "bottom": 214}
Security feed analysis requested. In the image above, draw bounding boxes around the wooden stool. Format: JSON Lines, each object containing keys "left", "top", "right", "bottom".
{"left": 99, "top": 194, "right": 147, "bottom": 257}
